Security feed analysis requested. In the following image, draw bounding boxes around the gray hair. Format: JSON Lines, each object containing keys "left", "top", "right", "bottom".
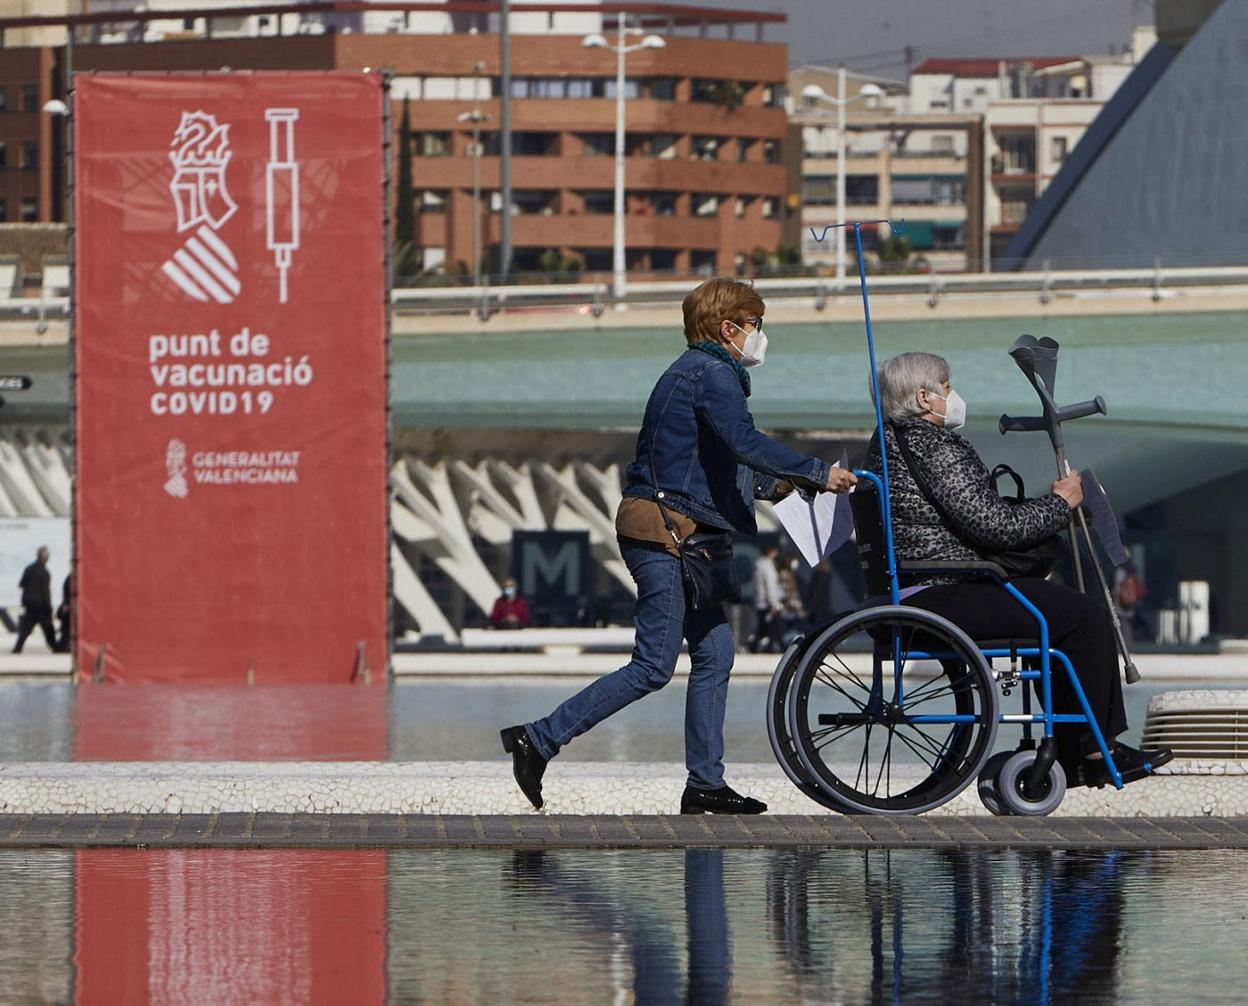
{"left": 874, "top": 352, "right": 950, "bottom": 422}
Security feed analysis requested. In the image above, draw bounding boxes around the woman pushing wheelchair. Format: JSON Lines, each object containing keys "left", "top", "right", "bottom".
{"left": 868, "top": 351, "right": 1172, "bottom": 788}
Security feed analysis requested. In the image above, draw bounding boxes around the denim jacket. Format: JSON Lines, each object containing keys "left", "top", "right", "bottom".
{"left": 622, "top": 349, "right": 832, "bottom": 534}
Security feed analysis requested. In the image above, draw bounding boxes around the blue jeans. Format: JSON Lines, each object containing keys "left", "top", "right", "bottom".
{"left": 525, "top": 540, "right": 735, "bottom": 790}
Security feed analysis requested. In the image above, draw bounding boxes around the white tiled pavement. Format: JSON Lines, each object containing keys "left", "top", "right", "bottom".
{"left": 0, "top": 760, "right": 1243, "bottom": 818}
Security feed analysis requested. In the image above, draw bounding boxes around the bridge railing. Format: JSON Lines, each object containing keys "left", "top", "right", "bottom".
{"left": 6, "top": 262, "right": 1248, "bottom": 322}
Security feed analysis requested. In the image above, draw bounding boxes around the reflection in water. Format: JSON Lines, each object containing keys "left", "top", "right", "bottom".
{"left": 74, "top": 849, "right": 386, "bottom": 1005}
{"left": 72, "top": 684, "right": 388, "bottom": 760}
{"left": 509, "top": 848, "right": 730, "bottom": 1005}
{"left": 0, "top": 847, "right": 1246, "bottom": 1002}
{"left": 766, "top": 848, "right": 1129, "bottom": 1004}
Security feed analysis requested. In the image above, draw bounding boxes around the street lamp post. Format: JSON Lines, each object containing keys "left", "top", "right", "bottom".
{"left": 582, "top": 19, "right": 664, "bottom": 303}
{"left": 801, "top": 73, "right": 884, "bottom": 283}
{"left": 457, "top": 62, "right": 490, "bottom": 287}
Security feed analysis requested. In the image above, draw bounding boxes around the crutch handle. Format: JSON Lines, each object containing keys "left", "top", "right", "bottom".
{"left": 998, "top": 413, "right": 1047, "bottom": 435}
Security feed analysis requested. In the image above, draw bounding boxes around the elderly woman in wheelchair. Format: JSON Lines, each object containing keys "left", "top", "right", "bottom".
{"left": 767, "top": 351, "right": 1172, "bottom": 816}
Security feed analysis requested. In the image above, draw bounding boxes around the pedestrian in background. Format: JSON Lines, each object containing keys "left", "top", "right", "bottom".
{"left": 13, "top": 546, "right": 56, "bottom": 654}
{"left": 490, "top": 577, "right": 531, "bottom": 629}
{"left": 749, "top": 543, "right": 783, "bottom": 653}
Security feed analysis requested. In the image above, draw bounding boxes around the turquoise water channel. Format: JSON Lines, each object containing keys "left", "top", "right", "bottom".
{"left": 2, "top": 846, "right": 1246, "bottom": 1003}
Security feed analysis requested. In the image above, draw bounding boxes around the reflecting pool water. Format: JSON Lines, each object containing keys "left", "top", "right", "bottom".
{"left": 0, "top": 678, "right": 1213, "bottom": 763}
{"left": 2, "top": 847, "right": 1246, "bottom": 1004}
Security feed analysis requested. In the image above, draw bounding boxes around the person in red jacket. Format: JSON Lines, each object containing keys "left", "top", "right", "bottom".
{"left": 490, "top": 578, "right": 531, "bottom": 629}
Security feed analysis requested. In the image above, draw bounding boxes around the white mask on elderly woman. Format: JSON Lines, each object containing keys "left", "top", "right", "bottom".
{"left": 927, "top": 389, "right": 967, "bottom": 430}
{"left": 728, "top": 321, "right": 768, "bottom": 368}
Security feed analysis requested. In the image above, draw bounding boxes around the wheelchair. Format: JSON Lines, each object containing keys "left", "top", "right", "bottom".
{"left": 767, "top": 472, "right": 1127, "bottom": 816}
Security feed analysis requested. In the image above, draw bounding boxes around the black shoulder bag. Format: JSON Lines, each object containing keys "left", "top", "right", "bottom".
{"left": 648, "top": 451, "right": 741, "bottom": 611}
{"left": 891, "top": 424, "right": 1064, "bottom": 579}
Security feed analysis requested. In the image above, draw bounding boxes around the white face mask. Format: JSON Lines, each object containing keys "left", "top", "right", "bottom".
{"left": 729, "top": 321, "right": 768, "bottom": 368}
{"left": 928, "top": 389, "right": 967, "bottom": 430}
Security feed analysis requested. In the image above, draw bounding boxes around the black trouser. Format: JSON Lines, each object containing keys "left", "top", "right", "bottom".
{"left": 750, "top": 608, "right": 784, "bottom": 653}
{"left": 14, "top": 605, "right": 57, "bottom": 653}
{"left": 905, "top": 577, "right": 1127, "bottom": 771}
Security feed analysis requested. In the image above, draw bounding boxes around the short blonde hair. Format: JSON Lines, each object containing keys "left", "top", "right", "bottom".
{"left": 682, "top": 278, "right": 765, "bottom": 345}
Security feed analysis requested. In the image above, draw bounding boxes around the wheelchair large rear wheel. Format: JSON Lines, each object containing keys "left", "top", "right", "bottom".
{"left": 788, "top": 606, "right": 999, "bottom": 815}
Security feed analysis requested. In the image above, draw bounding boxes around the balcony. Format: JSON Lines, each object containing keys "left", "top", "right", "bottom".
{"left": 411, "top": 156, "right": 788, "bottom": 196}
{"left": 504, "top": 213, "right": 724, "bottom": 249}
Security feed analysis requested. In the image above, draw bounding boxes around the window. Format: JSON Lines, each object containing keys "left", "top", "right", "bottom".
{"left": 643, "top": 77, "right": 676, "bottom": 100}
{"left": 933, "top": 223, "right": 965, "bottom": 250}
{"left": 692, "top": 193, "right": 719, "bottom": 217}
{"left": 20, "top": 198, "right": 37, "bottom": 222}
{"left": 581, "top": 249, "right": 612, "bottom": 271}
{"left": 736, "top": 138, "right": 754, "bottom": 162}
{"left": 20, "top": 141, "right": 37, "bottom": 169}
{"left": 0, "top": 89, "right": 7, "bottom": 113}
{"left": 415, "top": 132, "right": 450, "bottom": 156}
{"left": 761, "top": 197, "right": 778, "bottom": 219}
{"left": 734, "top": 196, "right": 751, "bottom": 218}
{"left": 647, "top": 192, "right": 676, "bottom": 216}
{"left": 604, "top": 79, "right": 640, "bottom": 100}
{"left": 763, "top": 140, "right": 779, "bottom": 165}
{"left": 19, "top": 85, "right": 38, "bottom": 113}
{"left": 891, "top": 175, "right": 964, "bottom": 206}
{"left": 581, "top": 132, "right": 613, "bottom": 157}
{"left": 423, "top": 77, "right": 491, "bottom": 100}
{"left": 417, "top": 190, "right": 447, "bottom": 213}
{"left": 0, "top": 142, "right": 6, "bottom": 168}
{"left": 690, "top": 79, "right": 726, "bottom": 103}
{"left": 581, "top": 190, "right": 614, "bottom": 214}
{"left": 1050, "top": 136, "right": 1068, "bottom": 164}
{"left": 650, "top": 250, "right": 676, "bottom": 270}
{"left": 512, "top": 132, "right": 559, "bottom": 156}
{"left": 1001, "top": 196, "right": 1035, "bottom": 225}
{"left": 691, "top": 136, "right": 721, "bottom": 161}
{"left": 691, "top": 250, "right": 716, "bottom": 273}
{"left": 0, "top": 199, "right": 5, "bottom": 222}
{"left": 512, "top": 190, "right": 558, "bottom": 215}
{"left": 846, "top": 174, "right": 879, "bottom": 205}
{"left": 997, "top": 133, "right": 1035, "bottom": 173}
{"left": 648, "top": 134, "right": 677, "bottom": 159}
{"left": 930, "top": 134, "right": 955, "bottom": 154}
{"left": 762, "top": 83, "right": 785, "bottom": 107}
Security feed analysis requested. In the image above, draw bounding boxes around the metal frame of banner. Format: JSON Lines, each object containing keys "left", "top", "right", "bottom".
{"left": 66, "top": 34, "right": 80, "bottom": 680}
{"left": 380, "top": 70, "right": 395, "bottom": 684}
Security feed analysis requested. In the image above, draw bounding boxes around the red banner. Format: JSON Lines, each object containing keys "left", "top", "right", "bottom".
{"left": 74, "top": 74, "right": 389, "bottom": 682}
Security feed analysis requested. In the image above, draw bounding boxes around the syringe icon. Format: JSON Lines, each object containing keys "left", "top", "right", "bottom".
{"left": 264, "top": 108, "right": 300, "bottom": 304}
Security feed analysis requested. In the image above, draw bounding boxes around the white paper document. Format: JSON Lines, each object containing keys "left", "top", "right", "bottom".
{"left": 773, "top": 479, "right": 855, "bottom": 567}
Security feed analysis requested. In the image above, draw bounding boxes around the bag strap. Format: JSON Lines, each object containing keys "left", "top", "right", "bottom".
{"left": 988, "top": 463, "right": 1025, "bottom": 503}
{"left": 889, "top": 422, "right": 945, "bottom": 517}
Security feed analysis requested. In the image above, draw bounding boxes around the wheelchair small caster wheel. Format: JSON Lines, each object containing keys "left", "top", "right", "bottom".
{"left": 977, "top": 751, "right": 1015, "bottom": 816}
{"left": 996, "top": 749, "right": 1066, "bottom": 816}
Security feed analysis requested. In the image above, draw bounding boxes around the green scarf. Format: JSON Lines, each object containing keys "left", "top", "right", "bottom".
{"left": 690, "top": 341, "right": 750, "bottom": 398}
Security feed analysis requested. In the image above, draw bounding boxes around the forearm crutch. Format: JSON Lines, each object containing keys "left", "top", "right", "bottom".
{"left": 998, "top": 335, "right": 1141, "bottom": 685}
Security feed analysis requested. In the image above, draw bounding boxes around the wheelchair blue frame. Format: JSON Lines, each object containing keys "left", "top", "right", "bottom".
{"left": 843, "top": 224, "right": 1124, "bottom": 792}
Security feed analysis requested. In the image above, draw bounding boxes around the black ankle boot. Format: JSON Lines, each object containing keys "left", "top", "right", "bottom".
{"left": 680, "top": 784, "right": 766, "bottom": 815}
{"left": 501, "top": 725, "right": 548, "bottom": 810}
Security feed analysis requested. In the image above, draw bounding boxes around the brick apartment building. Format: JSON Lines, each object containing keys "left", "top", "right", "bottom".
{"left": 0, "top": 1, "right": 797, "bottom": 279}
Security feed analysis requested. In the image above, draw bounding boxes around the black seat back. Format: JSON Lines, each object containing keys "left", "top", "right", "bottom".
{"left": 849, "top": 483, "right": 892, "bottom": 598}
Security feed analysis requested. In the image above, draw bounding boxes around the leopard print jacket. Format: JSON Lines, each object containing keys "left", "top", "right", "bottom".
{"left": 864, "top": 418, "right": 1071, "bottom": 587}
